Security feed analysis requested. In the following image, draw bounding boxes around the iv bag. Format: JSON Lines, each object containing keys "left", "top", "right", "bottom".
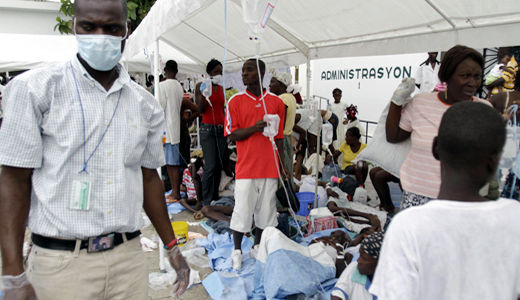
{"left": 241, "top": 0, "right": 278, "bottom": 39}
{"left": 200, "top": 79, "right": 212, "bottom": 99}
{"left": 200, "top": 78, "right": 213, "bottom": 107}
{"left": 322, "top": 122, "right": 334, "bottom": 146}
{"left": 263, "top": 114, "right": 280, "bottom": 138}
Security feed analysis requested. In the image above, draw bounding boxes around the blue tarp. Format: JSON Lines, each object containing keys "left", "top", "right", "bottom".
{"left": 198, "top": 231, "right": 349, "bottom": 299}
{"left": 251, "top": 249, "right": 337, "bottom": 300}
{"left": 197, "top": 232, "right": 254, "bottom": 271}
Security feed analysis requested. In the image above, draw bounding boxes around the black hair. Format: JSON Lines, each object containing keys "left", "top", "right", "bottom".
{"left": 74, "top": 0, "right": 128, "bottom": 20}
{"left": 437, "top": 101, "right": 505, "bottom": 169}
{"left": 438, "top": 45, "right": 484, "bottom": 83}
{"left": 246, "top": 58, "right": 265, "bottom": 74}
{"left": 164, "top": 60, "right": 178, "bottom": 73}
{"left": 206, "top": 59, "right": 222, "bottom": 74}
{"left": 347, "top": 127, "right": 361, "bottom": 139}
{"left": 497, "top": 47, "right": 511, "bottom": 60}
{"left": 333, "top": 88, "right": 342, "bottom": 94}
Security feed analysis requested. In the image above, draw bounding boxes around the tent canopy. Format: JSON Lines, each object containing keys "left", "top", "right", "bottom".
{"left": 125, "top": 0, "right": 520, "bottom": 72}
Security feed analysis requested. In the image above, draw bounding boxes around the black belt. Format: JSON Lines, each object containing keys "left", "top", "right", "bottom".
{"left": 31, "top": 231, "right": 141, "bottom": 251}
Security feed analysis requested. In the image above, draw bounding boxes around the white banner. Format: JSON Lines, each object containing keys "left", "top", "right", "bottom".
{"left": 312, "top": 53, "right": 427, "bottom": 123}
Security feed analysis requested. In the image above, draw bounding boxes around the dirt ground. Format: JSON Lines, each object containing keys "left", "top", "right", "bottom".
{"left": 2, "top": 175, "right": 382, "bottom": 300}
{"left": 144, "top": 210, "right": 213, "bottom": 300}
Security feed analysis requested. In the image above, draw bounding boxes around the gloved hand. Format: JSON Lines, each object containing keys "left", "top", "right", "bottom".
{"left": 1, "top": 272, "right": 38, "bottom": 300}
{"left": 391, "top": 78, "right": 416, "bottom": 106}
{"left": 167, "top": 246, "right": 190, "bottom": 297}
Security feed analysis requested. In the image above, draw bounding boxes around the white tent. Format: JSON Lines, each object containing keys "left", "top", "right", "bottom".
{"left": 0, "top": 0, "right": 202, "bottom": 73}
{"left": 0, "top": 33, "right": 201, "bottom": 74}
{"left": 125, "top": 0, "right": 520, "bottom": 72}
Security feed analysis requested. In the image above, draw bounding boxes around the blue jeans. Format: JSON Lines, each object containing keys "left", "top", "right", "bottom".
{"left": 200, "top": 123, "right": 228, "bottom": 206}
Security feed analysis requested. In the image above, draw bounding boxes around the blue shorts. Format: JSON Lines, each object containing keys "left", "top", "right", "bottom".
{"left": 164, "top": 143, "right": 182, "bottom": 166}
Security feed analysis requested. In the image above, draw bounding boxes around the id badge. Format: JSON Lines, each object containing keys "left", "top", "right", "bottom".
{"left": 70, "top": 173, "right": 92, "bottom": 210}
{"left": 88, "top": 234, "right": 115, "bottom": 253}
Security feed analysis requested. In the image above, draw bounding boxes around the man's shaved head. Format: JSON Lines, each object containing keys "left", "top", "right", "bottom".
{"left": 74, "top": 0, "right": 128, "bottom": 20}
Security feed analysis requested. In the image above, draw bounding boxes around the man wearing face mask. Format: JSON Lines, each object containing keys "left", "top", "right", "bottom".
{"left": 0, "top": 0, "right": 189, "bottom": 299}
{"left": 195, "top": 59, "right": 228, "bottom": 206}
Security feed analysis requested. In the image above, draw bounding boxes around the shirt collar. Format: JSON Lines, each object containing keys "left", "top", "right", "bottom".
{"left": 70, "top": 55, "right": 130, "bottom": 93}
{"left": 245, "top": 88, "right": 268, "bottom": 100}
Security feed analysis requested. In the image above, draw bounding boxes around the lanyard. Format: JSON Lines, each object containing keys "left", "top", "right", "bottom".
{"left": 69, "top": 62, "right": 122, "bottom": 173}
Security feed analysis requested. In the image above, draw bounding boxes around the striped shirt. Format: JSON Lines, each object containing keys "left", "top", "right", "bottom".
{"left": 399, "top": 93, "right": 489, "bottom": 198}
{"left": 0, "top": 56, "right": 166, "bottom": 239}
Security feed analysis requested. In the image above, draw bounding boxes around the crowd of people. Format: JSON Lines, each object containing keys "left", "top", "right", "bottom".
{"left": 0, "top": 0, "right": 519, "bottom": 299}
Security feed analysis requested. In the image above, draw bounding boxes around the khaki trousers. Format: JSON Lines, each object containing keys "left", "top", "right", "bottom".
{"left": 27, "top": 236, "right": 148, "bottom": 300}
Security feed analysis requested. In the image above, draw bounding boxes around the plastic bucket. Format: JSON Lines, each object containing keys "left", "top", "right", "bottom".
{"left": 171, "top": 221, "right": 189, "bottom": 246}
{"left": 295, "top": 192, "right": 318, "bottom": 216}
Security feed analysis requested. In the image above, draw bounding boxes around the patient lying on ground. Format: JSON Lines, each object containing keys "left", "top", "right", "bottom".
{"left": 252, "top": 227, "right": 374, "bottom": 299}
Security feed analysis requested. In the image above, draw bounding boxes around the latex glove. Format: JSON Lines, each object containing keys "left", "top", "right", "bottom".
{"left": 1, "top": 272, "right": 38, "bottom": 300}
{"left": 391, "top": 78, "right": 416, "bottom": 106}
{"left": 167, "top": 246, "right": 190, "bottom": 297}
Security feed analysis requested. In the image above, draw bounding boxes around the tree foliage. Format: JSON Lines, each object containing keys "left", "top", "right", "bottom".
{"left": 54, "top": 0, "right": 156, "bottom": 34}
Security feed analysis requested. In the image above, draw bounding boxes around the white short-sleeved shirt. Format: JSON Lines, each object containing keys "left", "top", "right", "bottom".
{"left": 415, "top": 60, "right": 440, "bottom": 93}
{"left": 370, "top": 199, "right": 520, "bottom": 300}
{"left": 0, "top": 56, "right": 166, "bottom": 239}
{"left": 158, "top": 78, "right": 184, "bottom": 144}
{"left": 332, "top": 262, "right": 375, "bottom": 300}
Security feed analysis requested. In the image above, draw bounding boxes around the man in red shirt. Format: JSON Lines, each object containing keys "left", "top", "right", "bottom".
{"left": 225, "top": 59, "right": 286, "bottom": 270}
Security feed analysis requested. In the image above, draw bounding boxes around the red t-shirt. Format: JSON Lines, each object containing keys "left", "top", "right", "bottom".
{"left": 201, "top": 85, "right": 225, "bottom": 125}
{"left": 225, "top": 89, "right": 286, "bottom": 179}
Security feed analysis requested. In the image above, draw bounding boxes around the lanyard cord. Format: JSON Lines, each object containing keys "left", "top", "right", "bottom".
{"left": 69, "top": 62, "right": 123, "bottom": 173}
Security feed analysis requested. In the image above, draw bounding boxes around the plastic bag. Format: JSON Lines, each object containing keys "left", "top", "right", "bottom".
{"left": 500, "top": 105, "right": 519, "bottom": 169}
{"left": 355, "top": 102, "right": 411, "bottom": 177}
{"left": 241, "top": 0, "right": 278, "bottom": 39}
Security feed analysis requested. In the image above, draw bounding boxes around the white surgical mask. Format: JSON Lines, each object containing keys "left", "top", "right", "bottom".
{"left": 211, "top": 75, "right": 222, "bottom": 85}
{"left": 74, "top": 19, "right": 127, "bottom": 71}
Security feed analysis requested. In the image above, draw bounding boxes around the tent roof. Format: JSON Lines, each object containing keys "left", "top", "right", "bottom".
{"left": 125, "top": 0, "right": 520, "bottom": 71}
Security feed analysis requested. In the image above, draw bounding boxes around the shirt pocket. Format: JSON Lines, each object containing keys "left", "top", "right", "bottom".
{"left": 124, "top": 122, "right": 149, "bottom": 166}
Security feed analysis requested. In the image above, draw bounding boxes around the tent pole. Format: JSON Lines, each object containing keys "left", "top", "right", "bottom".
{"left": 306, "top": 57, "right": 311, "bottom": 101}
{"left": 153, "top": 39, "right": 167, "bottom": 272}
{"left": 153, "top": 39, "right": 160, "bottom": 101}
{"left": 314, "top": 99, "right": 321, "bottom": 209}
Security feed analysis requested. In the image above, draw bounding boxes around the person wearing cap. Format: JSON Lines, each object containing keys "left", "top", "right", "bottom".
{"left": 269, "top": 69, "right": 297, "bottom": 184}
{"left": 331, "top": 232, "right": 384, "bottom": 300}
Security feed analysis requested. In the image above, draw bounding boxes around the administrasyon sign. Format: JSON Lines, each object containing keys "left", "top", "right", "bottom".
{"left": 313, "top": 52, "right": 427, "bottom": 123}
{"left": 320, "top": 65, "right": 412, "bottom": 81}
